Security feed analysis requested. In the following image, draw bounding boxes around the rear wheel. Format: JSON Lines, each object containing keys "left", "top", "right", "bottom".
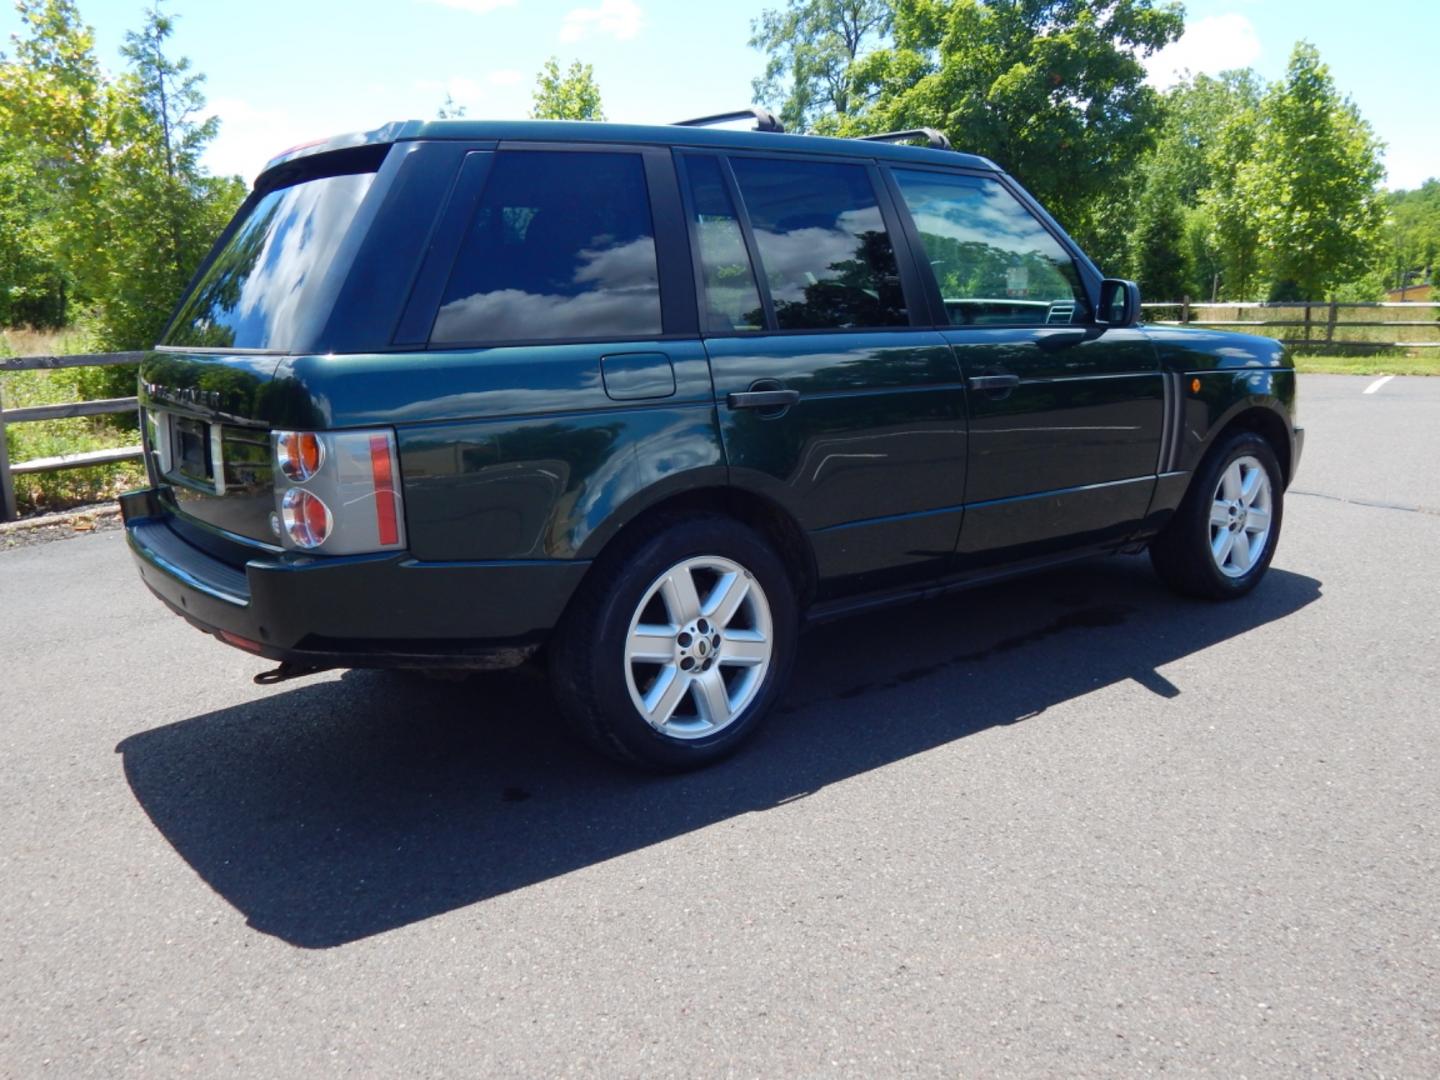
{"left": 549, "top": 516, "right": 798, "bottom": 770}
{"left": 1150, "top": 431, "right": 1284, "bottom": 600}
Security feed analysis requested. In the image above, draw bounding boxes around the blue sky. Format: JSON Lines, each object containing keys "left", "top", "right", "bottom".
{"left": 3, "top": 0, "right": 1435, "bottom": 188}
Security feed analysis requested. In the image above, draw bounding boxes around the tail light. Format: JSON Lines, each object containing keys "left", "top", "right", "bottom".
{"left": 270, "top": 429, "right": 405, "bottom": 554}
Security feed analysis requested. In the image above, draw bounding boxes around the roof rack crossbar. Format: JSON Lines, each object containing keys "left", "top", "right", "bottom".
{"left": 860, "top": 128, "right": 952, "bottom": 150}
{"left": 673, "top": 108, "right": 785, "bottom": 134}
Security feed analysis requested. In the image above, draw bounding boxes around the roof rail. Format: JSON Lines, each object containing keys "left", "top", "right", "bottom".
{"left": 673, "top": 107, "right": 785, "bottom": 134}
{"left": 860, "top": 128, "right": 952, "bottom": 150}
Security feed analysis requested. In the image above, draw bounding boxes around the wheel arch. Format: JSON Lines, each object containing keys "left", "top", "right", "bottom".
{"left": 574, "top": 484, "right": 818, "bottom": 612}
{"left": 1207, "top": 404, "right": 1294, "bottom": 486}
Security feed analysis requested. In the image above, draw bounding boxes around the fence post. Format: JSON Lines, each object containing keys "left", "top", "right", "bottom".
{"left": 0, "top": 386, "right": 16, "bottom": 522}
{"left": 1326, "top": 301, "right": 1339, "bottom": 345}
{"left": 1181, "top": 295, "right": 1191, "bottom": 325}
{"left": 1303, "top": 302, "right": 1313, "bottom": 344}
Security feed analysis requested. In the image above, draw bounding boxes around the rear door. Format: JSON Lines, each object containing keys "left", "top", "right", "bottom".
{"left": 679, "top": 151, "right": 967, "bottom": 600}
{"left": 885, "top": 167, "right": 1164, "bottom": 568}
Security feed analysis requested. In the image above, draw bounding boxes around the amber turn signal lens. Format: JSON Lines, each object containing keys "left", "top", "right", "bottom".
{"left": 1191, "top": 378, "right": 1202, "bottom": 393}
{"left": 277, "top": 431, "right": 325, "bottom": 481}
{"left": 280, "top": 487, "right": 332, "bottom": 549}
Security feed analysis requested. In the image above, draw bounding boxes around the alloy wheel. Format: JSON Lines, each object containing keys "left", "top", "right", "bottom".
{"left": 622, "top": 555, "right": 774, "bottom": 739}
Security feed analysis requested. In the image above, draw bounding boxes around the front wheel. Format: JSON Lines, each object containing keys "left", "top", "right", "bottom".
{"left": 549, "top": 516, "right": 798, "bottom": 770}
{"left": 1150, "top": 431, "right": 1285, "bottom": 600}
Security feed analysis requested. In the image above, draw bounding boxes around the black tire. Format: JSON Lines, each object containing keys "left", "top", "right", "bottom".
{"left": 549, "top": 515, "right": 799, "bottom": 771}
{"left": 1150, "top": 430, "right": 1285, "bottom": 600}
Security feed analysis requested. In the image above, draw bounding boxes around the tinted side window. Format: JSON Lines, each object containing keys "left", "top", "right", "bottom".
{"left": 729, "top": 157, "right": 907, "bottom": 331}
{"left": 431, "top": 151, "right": 661, "bottom": 345}
{"left": 891, "top": 170, "right": 1088, "bottom": 327}
{"left": 681, "top": 155, "right": 765, "bottom": 333}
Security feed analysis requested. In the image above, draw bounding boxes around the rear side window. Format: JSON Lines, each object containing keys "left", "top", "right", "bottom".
{"left": 681, "top": 155, "right": 764, "bottom": 333}
{"left": 728, "top": 157, "right": 908, "bottom": 331}
{"left": 164, "top": 171, "right": 376, "bottom": 350}
{"left": 891, "top": 169, "right": 1088, "bottom": 327}
{"left": 431, "top": 151, "right": 662, "bottom": 345}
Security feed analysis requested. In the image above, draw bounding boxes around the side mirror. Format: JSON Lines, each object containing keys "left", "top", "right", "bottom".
{"left": 1096, "top": 278, "right": 1141, "bottom": 327}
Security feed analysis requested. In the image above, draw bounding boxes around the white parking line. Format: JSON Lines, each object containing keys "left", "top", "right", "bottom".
{"left": 1363, "top": 374, "right": 1396, "bottom": 395}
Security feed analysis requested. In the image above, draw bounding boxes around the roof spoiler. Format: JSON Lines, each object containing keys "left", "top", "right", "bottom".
{"left": 859, "top": 128, "right": 952, "bottom": 150}
{"left": 673, "top": 108, "right": 785, "bottom": 134}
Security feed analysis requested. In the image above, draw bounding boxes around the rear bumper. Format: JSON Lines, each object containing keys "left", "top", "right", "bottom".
{"left": 1291, "top": 426, "right": 1305, "bottom": 485}
{"left": 121, "top": 488, "right": 589, "bottom": 670}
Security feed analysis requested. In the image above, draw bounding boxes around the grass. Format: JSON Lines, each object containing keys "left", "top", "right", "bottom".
{"left": 1291, "top": 352, "right": 1440, "bottom": 376}
{"left": 1, "top": 326, "right": 146, "bottom": 517}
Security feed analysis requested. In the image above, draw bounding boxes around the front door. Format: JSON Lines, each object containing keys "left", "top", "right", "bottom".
{"left": 678, "top": 152, "right": 968, "bottom": 600}
{"left": 885, "top": 167, "right": 1164, "bottom": 568}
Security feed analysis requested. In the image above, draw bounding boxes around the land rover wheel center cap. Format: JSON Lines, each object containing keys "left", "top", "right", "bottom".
{"left": 675, "top": 618, "right": 722, "bottom": 674}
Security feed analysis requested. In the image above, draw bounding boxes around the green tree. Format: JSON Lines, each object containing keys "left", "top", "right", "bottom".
{"left": 1378, "top": 180, "right": 1440, "bottom": 292}
{"left": 843, "top": 0, "right": 1183, "bottom": 257}
{"left": 1129, "top": 178, "right": 1187, "bottom": 301}
{"left": 0, "top": 133, "right": 69, "bottom": 326}
{"left": 0, "top": 0, "right": 114, "bottom": 320}
{"left": 749, "top": 0, "right": 892, "bottom": 133}
{"left": 1245, "top": 42, "right": 1385, "bottom": 300}
{"left": 530, "top": 57, "right": 604, "bottom": 121}
{"left": 84, "top": 2, "right": 244, "bottom": 357}
{"left": 1128, "top": 70, "right": 1261, "bottom": 300}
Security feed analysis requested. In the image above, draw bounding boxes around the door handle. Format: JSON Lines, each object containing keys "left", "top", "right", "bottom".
{"left": 968, "top": 374, "right": 1020, "bottom": 392}
{"left": 1035, "top": 329, "right": 1088, "bottom": 352}
{"left": 728, "top": 389, "right": 800, "bottom": 410}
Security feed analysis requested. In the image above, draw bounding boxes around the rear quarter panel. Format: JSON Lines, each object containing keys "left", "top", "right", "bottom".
{"left": 277, "top": 341, "right": 723, "bottom": 561}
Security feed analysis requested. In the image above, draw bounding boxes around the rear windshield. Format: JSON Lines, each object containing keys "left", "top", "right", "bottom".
{"left": 162, "top": 170, "right": 376, "bottom": 351}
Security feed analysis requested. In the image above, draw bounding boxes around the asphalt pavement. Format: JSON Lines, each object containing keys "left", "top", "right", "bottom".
{"left": 1, "top": 374, "right": 1436, "bottom": 1077}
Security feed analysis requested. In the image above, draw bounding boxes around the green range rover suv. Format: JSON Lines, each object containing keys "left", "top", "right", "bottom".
{"left": 121, "top": 111, "right": 1303, "bottom": 770}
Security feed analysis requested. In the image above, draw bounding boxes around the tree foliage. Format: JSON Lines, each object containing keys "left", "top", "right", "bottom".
{"left": 0, "top": 0, "right": 243, "bottom": 353}
{"left": 1244, "top": 43, "right": 1385, "bottom": 300}
{"left": 530, "top": 57, "right": 604, "bottom": 121}
{"left": 838, "top": 0, "right": 1184, "bottom": 258}
{"left": 1381, "top": 181, "right": 1440, "bottom": 292}
{"left": 749, "top": 0, "right": 892, "bottom": 133}
{"left": 1126, "top": 46, "right": 1387, "bottom": 301}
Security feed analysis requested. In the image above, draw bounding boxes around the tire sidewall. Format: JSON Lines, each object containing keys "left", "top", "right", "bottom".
{"left": 579, "top": 518, "right": 798, "bottom": 769}
{"left": 1188, "top": 433, "right": 1285, "bottom": 598}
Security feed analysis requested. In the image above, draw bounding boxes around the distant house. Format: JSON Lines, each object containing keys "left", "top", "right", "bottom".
{"left": 1386, "top": 282, "right": 1435, "bottom": 301}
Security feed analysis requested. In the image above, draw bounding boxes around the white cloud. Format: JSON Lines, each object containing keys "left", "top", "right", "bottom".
{"left": 559, "top": 0, "right": 644, "bottom": 43}
{"left": 416, "top": 0, "right": 516, "bottom": 13}
{"left": 1145, "top": 13, "right": 1262, "bottom": 89}
{"left": 488, "top": 69, "right": 523, "bottom": 86}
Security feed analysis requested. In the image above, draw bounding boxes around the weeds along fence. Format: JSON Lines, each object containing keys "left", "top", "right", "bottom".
{"left": 0, "top": 352, "right": 145, "bottom": 522}
{"left": 1142, "top": 299, "right": 1440, "bottom": 350}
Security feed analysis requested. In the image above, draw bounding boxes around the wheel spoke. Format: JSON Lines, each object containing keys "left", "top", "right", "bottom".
{"left": 658, "top": 568, "right": 702, "bottom": 625}
{"left": 1221, "top": 461, "right": 1243, "bottom": 501}
{"left": 702, "top": 570, "right": 750, "bottom": 628}
{"left": 1212, "top": 528, "right": 1236, "bottom": 566}
{"left": 719, "top": 630, "right": 769, "bottom": 666}
{"left": 1239, "top": 466, "right": 1264, "bottom": 506}
{"left": 626, "top": 623, "right": 675, "bottom": 664}
{"left": 642, "top": 665, "right": 689, "bottom": 727}
{"left": 1210, "top": 501, "right": 1232, "bottom": 528}
{"left": 1244, "top": 507, "right": 1271, "bottom": 535}
{"left": 691, "top": 668, "right": 733, "bottom": 727}
{"left": 1230, "top": 532, "right": 1254, "bottom": 572}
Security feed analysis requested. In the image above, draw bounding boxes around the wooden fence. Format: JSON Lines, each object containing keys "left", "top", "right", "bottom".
{"left": 0, "top": 352, "right": 145, "bottom": 522}
{"left": 1142, "top": 299, "right": 1440, "bottom": 350}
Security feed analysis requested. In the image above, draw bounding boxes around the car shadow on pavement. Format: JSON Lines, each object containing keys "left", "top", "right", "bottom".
{"left": 116, "top": 556, "right": 1321, "bottom": 949}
